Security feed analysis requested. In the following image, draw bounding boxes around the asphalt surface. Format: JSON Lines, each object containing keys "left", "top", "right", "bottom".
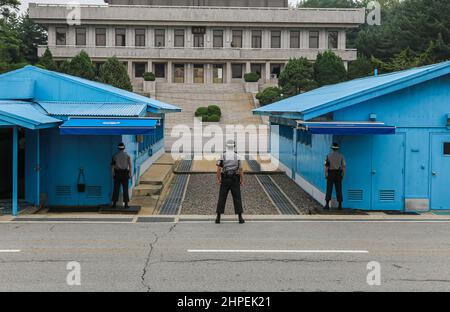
{"left": 0, "top": 221, "right": 449, "bottom": 292}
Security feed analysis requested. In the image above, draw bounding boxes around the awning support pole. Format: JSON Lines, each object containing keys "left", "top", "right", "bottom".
{"left": 12, "top": 126, "right": 18, "bottom": 216}
{"left": 36, "top": 129, "right": 40, "bottom": 207}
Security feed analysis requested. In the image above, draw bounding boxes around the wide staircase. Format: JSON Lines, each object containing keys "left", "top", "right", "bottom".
{"left": 156, "top": 83, "right": 268, "bottom": 152}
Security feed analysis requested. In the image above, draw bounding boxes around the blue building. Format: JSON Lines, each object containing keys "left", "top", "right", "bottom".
{"left": 0, "top": 66, "right": 180, "bottom": 215}
{"left": 254, "top": 61, "right": 450, "bottom": 211}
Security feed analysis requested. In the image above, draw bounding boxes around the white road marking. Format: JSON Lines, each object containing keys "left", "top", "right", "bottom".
{"left": 188, "top": 249, "right": 369, "bottom": 254}
{"left": 0, "top": 250, "right": 21, "bottom": 253}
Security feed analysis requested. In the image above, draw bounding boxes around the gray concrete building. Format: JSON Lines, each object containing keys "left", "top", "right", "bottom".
{"left": 29, "top": 1, "right": 365, "bottom": 91}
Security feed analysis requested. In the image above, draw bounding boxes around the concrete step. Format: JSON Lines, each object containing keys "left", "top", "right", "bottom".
{"left": 139, "top": 164, "right": 173, "bottom": 186}
{"left": 133, "top": 184, "right": 162, "bottom": 197}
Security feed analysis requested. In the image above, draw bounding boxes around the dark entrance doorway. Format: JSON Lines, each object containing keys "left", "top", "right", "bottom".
{"left": 0, "top": 128, "right": 25, "bottom": 200}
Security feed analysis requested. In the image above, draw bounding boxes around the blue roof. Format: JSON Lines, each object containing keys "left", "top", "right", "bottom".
{"left": 38, "top": 101, "right": 148, "bottom": 117}
{"left": 0, "top": 100, "right": 61, "bottom": 129}
{"left": 0, "top": 66, "right": 181, "bottom": 113}
{"left": 254, "top": 61, "right": 450, "bottom": 120}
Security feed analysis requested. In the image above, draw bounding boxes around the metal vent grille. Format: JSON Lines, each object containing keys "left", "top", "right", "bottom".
{"left": 56, "top": 186, "right": 71, "bottom": 197}
{"left": 348, "top": 190, "right": 363, "bottom": 201}
{"left": 380, "top": 190, "right": 395, "bottom": 202}
{"left": 87, "top": 186, "right": 102, "bottom": 198}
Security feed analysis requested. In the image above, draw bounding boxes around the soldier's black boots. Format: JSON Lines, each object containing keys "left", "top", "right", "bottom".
{"left": 324, "top": 201, "right": 330, "bottom": 210}
{"left": 338, "top": 202, "right": 343, "bottom": 210}
{"left": 238, "top": 214, "right": 245, "bottom": 224}
{"left": 215, "top": 213, "right": 221, "bottom": 224}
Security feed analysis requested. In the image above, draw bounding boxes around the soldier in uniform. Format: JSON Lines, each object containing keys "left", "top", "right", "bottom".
{"left": 324, "top": 143, "right": 346, "bottom": 210}
{"left": 216, "top": 140, "right": 245, "bottom": 224}
{"left": 111, "top": 143, "right": 132, "bottom": 209}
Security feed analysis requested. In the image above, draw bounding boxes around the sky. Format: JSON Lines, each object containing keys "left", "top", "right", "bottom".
{"left": 20, "top": 0, "right": 300, "bottom": 12}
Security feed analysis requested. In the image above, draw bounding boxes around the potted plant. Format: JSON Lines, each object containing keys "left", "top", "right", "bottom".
{"left": 244, "top": 72, "right": 260, "bottom": 94}
{"left": 143, "top": 72, "right": 156, "bottom": 95}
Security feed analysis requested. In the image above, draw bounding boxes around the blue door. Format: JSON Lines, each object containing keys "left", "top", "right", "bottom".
{"left": 431, "top": 134, "right": 450, "bottom": 210}
{"left": 371, "top": 134, "right": 405, "bottom": 210}
{"left": 339, "top": 136, "right": 373, "bottom": 209}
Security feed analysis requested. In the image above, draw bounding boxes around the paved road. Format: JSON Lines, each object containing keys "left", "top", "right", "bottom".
{"left": 0, "top": 221, "right": 449, "bottom": 292}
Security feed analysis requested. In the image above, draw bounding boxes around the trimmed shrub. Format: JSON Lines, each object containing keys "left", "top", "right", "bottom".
{"left": 207, "top": 105, "right": 221, "bottom": 117}
{"left": 143, "top": 72, "right": 156, "bottom": 81}
{"left": 207, "top": 114, "right": 220, "bottom": 122}
{"left": 244, "top": 72, "right": 260, "bottom": 82}
{"left": 195, "top": 107, "right": 209, "bottom": 117}
{"left": 256, "top": 87, "right": 283, "bottom": 106}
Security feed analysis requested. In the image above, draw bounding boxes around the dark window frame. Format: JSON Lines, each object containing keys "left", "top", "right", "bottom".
{"left": 444, "top": 142, "right": 450, "bottom": 155}
{"left": 154, "top": 63, "right": 166, "bottom": 78}
{"left": 193, "top": 33, "right": 204, "bottom": 48}
{"left": 231, "top": 30, "right": 243, "bottom": 48}
{"left": 115, "top": 28, "right": 126, "bottom": 47}
{"left": 56, "top": 27, "right": 67, "bottom": 46}
{"left": 134, "top": 62, "right": 146, "bottom": 78}
{"left": 290, "top": 30, "right": 300, "bottom": 49}
{"left": 95, "top": 28, "right": 106, "bottom": 46}
{"left": 328, "top": 31, "right": 339, "bottom": 49}
{"left": 309, "top": 30, "right": 319, "bottom": 49}
{"left": 231, "top": 64, "right": 243, "bottom": 79}
{"left": 75, "top": 27, "right": 86, "bottom": 46}
{"left": 155, "top": 29, "right": 165, "bottom": 47}
{"left": 135, "top": 28, "right": 146, "bottom": 47}
{"left": 252, "top": 30, "right": 262, "bottom": 49}
{"left": 213, "top": 29, "right": 224, "bottom": 48}
{"left": 271, "top": 30, "right": 281, "bottom": 49}
{"left": 174, "top": 29, "right": 185, "bottom": 48}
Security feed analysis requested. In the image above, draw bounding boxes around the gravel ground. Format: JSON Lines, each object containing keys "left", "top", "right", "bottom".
{"left": 181, "top": 174, "right": 279, "bottom": 215}
{"left": 271, "top": 174, "right": 322, "bottom": 214}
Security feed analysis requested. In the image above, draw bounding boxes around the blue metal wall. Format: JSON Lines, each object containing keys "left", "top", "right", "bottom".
{"left": 271, "top": 75, "right": 450, "bottom": 210}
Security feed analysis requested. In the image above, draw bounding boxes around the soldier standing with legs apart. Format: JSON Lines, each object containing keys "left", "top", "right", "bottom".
{"left": 216, "top": 140, "right": 245, "bottom": 224}
{"left": 324, "top": 143, "right": 346, "bottom": 210}
{"left": 111, "top": 143, "right": 132, "bottom": 209}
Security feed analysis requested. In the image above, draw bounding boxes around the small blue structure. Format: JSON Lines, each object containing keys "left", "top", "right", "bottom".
{"left": 0, "top": 66, "right": 180, "bottom": 215}
{"left": 254, "top": 61, "right": 450, "bottom": 211}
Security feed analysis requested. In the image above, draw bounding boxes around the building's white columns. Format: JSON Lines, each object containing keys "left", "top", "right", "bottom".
{"left": 226, "top": 62, "right": 232, "bottom": 84}
{"left": 167, "top": 27, "right": 174, "bottom": 48}
{"left": 147, "top": 27, "right": 154, "bottom": 48}
{"left": 167, "top": 61, "right": 173, "bottom": 83}
{"left": 263, "top": 29, "right": 270, "bottom": 49}
{"left": 319, "top": 30, "right": 327, "bottom": 50}
{"left": 106, "top": 27, "right": 114, "bottom": 46}
{"left": 67, "top": 27, "right": 76, "bottom": 46}
{"left": 147, "top": 60, "right": 153, "bottom": 74}
{"left": 265, "top": 61, "right": 271, "bottom": 82}
{"left": 245, "top": 62, "right": 251, "bottom": 74}
{"left": 127, "top": 60, "right": 133, "bottom": 79}
{"left": 127, "top": 27, "right": 133, "bottom": 47}
{"left": 243, "top": 28, "right": 251, "bottom": 49}
{"left": 48, "top": 25, "right": 56, "bottom": 46}
{"left": 301, "top": 29, "right": 309, "bottom": 49}
{"left": 338, "top": 30, "right": 346, "bottom": 50}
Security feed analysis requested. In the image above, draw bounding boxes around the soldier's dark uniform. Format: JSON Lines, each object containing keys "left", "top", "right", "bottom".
{"left": 325, "top": 144, "right": 346, "bottom": 210}
{"left": 111, "top": 144, "right": 132, "bottom": 208}
{"left": 216, "top": 148, "right": 245, "bottom": 224}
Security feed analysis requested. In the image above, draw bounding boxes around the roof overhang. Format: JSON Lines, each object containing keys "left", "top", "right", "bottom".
{"left": 0, "top": 103, "right": 62, "bottom": 130}
{"left": 297, "top": 121, "right": 396, "bottom": 135}
{"left": 60, "top": 117, "right": 160, "bottom": 135}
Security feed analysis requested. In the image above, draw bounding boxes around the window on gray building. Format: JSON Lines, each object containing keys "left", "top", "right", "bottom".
{"left": 251, "top": 64, "right": 262, "bottom": 78}
{"left": 231, "top": 30, "right": 242, "bottom": 48}
{"left": 213, "top": 30, "right": 224, "bottom": 48}
{"left": 252, "top": 30, "right": 262, "bottom": 49}
{"left": 155, "top": 29, "right": 165, "bottom": 47}
{"left": 271, "top": 30, "right": 281, "bottom": 49}
{"left": 134, "top": 63, "right": 146, "bottom": 78}
{"left": 154, "top": 63, "right": 166, "bottom": 78}
{"left": 95, "top": 28, "right": 106, "bottom": 46}
{"left": 309, "top": 31, "right": 319, "bottom": 49}
{"left": 76, "top": 28, "right": 86, "bottom": 46}
{"left": 328, "top": 31, "right": 338, "bottom": 49}
{"left": 271, "top": 64, "right": 283, "bottom": 78}
{"left": 174, "top": 29, "right": 185, "bottom": 47}
{"left": 290, "top": 31, "right": 300, "bottom": 49}
{"left": 56, "top": 27, "right": 67, "bottom": 45}
{"left": 135, "top": 28, "right": 146, "bottom": 47}
{"left": 232, "top": 64, "right": 243, "bottom": 79}
{"left": 193, "top": 33, "right": 204, "bottom": 48}
{"left": 115, "top": 28, "right": 126, "bottom": 47}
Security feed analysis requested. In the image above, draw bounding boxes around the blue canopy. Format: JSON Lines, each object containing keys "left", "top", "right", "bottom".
{"left": 297, "top": 121, "right": 396, "bottom": 135}
{"left": 60, "top": 118, "right": 158, "bottom": 135}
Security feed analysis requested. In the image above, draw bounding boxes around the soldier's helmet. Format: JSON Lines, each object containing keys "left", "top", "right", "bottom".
{"left": 331, "top": 143, "right": 340, "bottom": 150}
{"left": 118, "top": 143, "right": 126, "bottom": 150}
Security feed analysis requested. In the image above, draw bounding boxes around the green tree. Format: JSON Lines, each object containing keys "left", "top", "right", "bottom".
{"left": 17, "top": 13, "right": 47, "bottom": 64}
{"left": 348, "top": 55, "right": 375, "bottom": 79}
{"left": 278, "top": 58, "right": 317, "bottom": 97}
{"left": 1, "top": 0, "right": 20, "bottom": 18}
{"left": 256, "top": 87, "right": 283, "bottom": 106}
{"left": 37, "top": 47, "right": 57, "bottom": 71}
{"left": 418, "top": 34, "right": 450, "bottom": 66}
{"left": 314, "top": 50, "right": 347, "bottom": 86}
{"left": 62, "top": 50, "right": 96, "bottom": 80}
{"left": 98, "top": 56, "right": 133, "bottom": 91}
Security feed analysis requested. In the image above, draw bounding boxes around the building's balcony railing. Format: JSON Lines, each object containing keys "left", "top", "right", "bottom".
{"left": 39, "top": 46, "right": 358, "bottom": 61}
{"left": 29, "top": 4, "right": 365, "bottom": 26}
